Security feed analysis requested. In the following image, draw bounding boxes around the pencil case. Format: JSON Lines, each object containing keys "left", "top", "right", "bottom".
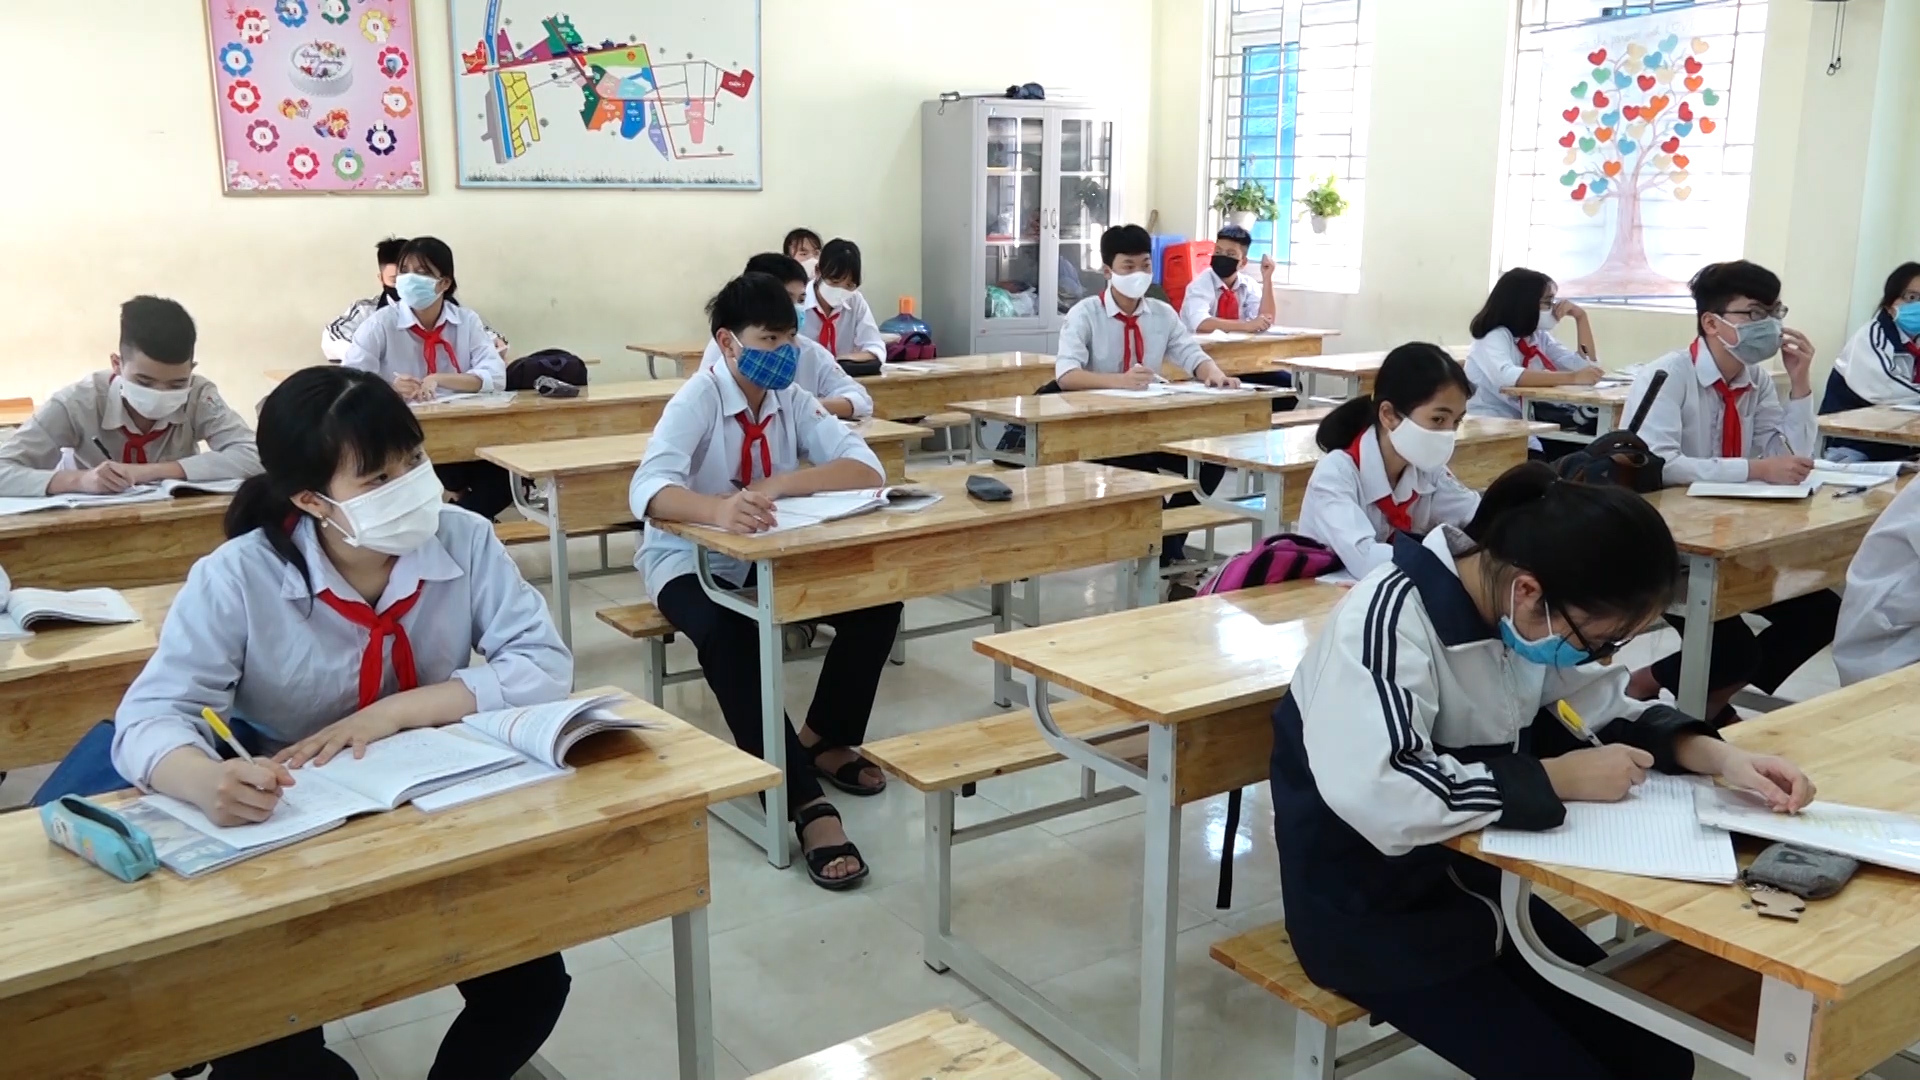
{"left": 1742, "top": 842, "right": 1857, "bottom": 899}
{"left": 40, "top": 795, "right": 159, "bottom": 882}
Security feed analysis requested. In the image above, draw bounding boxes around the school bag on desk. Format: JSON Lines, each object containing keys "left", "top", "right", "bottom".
{"left": 1193, "top": 534, "right": 1342, "bottom": 908}
{"left": 505, "top": 349, "right": 589, "bottom": 391}
{"left": 1552, "top": 369, "right": 1668, "bottom": 492}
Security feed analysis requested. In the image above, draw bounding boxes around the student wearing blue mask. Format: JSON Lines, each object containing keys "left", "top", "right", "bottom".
{"left": 1270, "top": 461, "right": 1814, "bottom": 1080}
{"left": 1820, "top": 261, "right": 1920, "bottom": 462}
{"left": 630, "top": 272, "right": 896, "bottom": 890}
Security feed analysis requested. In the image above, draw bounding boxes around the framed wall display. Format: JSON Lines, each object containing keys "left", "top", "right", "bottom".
{"left": 447, "top": 0, "right": 761, "bottom": 189}
{"left": 205, "top": 0, "right": 427, "bottom": 194}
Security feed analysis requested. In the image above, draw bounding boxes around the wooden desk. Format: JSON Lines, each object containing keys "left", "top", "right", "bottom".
{"left": 0, "top": 496, "right": 229, "bottom": 590}
{"left": 656, "top": 462, "right": 1192, "bottom": 867}
{"left": 856, "top": 352, "right": 1056, "bottom": 421}
{"left": 1455, "top": 664, "right": 1920, "bottom": 1080}
{"left": 1186, "top": 327, "right": 1335, "bottom": 379}
{"left": 953, "top": 389, "right": 1275, "bottom": 468}
{"left": 0, "top": 583, "right": 177, "bottom": 771}
{"left": 415, "top": 380, "right": 684, "bottom": 464}
{"left": 1162, "top": 415, "right": 1553, "bottom": 536}
{"left": 1648, "top": 479, "right": 1903, "bottom": 716}
{"left": 1276, "top": 345, "right": 1469, "bottom": 402}
{"left": 1818, "top": 405, "right": 1920, "bottom": 452}
{"left": 969, "top": 582, "right": 1342, "bottom": 1080}
{"left": 1508, "top": 371, "right": 1793, "bottom": 440}
{"left": 626, "top": 343, "right": 708, "bottom": 380}
{"left": 0, "top": 399, "right": 34, "bottom": 429}
{"left": 477, "top": 419, "right": 930, "bottom": 644}
{"left": 0, "top": 688, "right": 778, "bottom": 1080}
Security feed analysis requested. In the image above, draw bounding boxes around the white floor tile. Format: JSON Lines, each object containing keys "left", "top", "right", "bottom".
{"left": 342, "top": 985, "right": 463, "bottom": 1040}
{"left": 542, "top": 958, "right": 751, "bottom": 1080}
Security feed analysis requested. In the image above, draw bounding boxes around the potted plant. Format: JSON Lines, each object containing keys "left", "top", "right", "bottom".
{"left": 1211, "top": 177, "right": 1278, "bottom": 233}
{"left": 1297, "top": 174, "right": 1348, "bottom": 234}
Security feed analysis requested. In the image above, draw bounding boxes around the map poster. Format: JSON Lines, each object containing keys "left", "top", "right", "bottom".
{"left": 447, "top": 0, "right": 761, "bottom": 189}
{"left": 204, "top": 0, "right": 427, "bottom": 195}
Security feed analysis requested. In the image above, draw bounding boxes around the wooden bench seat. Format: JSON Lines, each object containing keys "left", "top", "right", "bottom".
{"left": 494, "top": 519, "right": 626, "bottom": 545}
{"left": 1162, "top": 500, "right": 1261, "bottom": 536}
{"left": 1273, "top": 405, "right": 1335, "bottom": 430}
{"left": 747, "top": 1008, "right": 1057, "bottom": 1079}
{"left": 920, "top": 409, "right": 972, "bottom": 430}
{"left": 864, "top": 699, "right": 1145, "bottom": 792}
{"left": 596, "top": 602, "right": 674, "bottom": 640}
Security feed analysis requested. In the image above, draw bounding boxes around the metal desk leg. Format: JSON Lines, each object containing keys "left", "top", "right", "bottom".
{"left": 507, "top": 475, "right": 572, "bottom": 650}
{"left": 1137, "top": 722, "right": 1181, "bottom": 1080}
{"left": 1129, "top": 555, "right": 1158, "bottom": 610}
{"left": 923, "top": 789, "right": 955, "bottom": 974}
{"left": 991, "top": 582, "right": 1017, "bottom": 707}
{"left": 671, "top": 904, "right": 716, "bottom": 1080}
{"left": 1597, "top": 403, "right": 1621, "bottom": 435}
{"left": 1259, "top": 471, "right": 1285, "bottom": 537}
{"left": 696, "top": 551, "right": 792, "bottom": 867}
{"left": 969, "top": 416, "right": 986, "bottom": 465}
{"left": 1677, "top": 555, "right": 1719, "bottom": 719}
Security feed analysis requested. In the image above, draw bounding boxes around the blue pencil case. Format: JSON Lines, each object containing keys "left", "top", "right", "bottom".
{"left": 40, "top": 795, "right": 159, "bottom": 882}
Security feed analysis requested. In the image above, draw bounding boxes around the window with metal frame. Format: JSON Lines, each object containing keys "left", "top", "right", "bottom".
{"left": 1205, "top": 0, "right": 1371, "bottom": 293}
{"left": 1497, "top": 0, "right": 1768, "bottom": 307}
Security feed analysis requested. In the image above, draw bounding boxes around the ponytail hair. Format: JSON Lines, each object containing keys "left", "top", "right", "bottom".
{"left": 1463, "top": 462, "right": 1679, "bottom": 628}
{"left": 225, "top": 366, "right": 424, "bottom": 598}
{"left": 1314, "top": 342, "right": 1474, "bottom": 452}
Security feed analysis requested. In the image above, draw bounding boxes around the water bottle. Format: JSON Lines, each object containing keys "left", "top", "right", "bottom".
{"left": 879, "top": 296, "right": 931, "bottom": 339}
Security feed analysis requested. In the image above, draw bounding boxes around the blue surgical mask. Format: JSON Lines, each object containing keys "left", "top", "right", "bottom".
{"left": 1896, "top": 302, "right": 1920, "bottom": 337}
{"left": 796, "top": 303, "right": 811, "bottom": 328}
{"left": 395, "top": 272, "right": 441, "bottom": 311}
{"left": 734, "top": 340, "right": 800, "bottom": 391}
{"left": 1497, "top": 581, "right": 1590, "bottom": 668}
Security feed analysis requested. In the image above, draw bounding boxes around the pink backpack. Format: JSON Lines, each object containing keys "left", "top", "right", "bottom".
{"left": 1196, "top": 534, "right": 1340, "bottom": 596}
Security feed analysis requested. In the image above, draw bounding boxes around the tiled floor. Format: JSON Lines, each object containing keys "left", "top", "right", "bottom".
{"left": 7, "top": 528, "right": 1843, "bottom": 1080}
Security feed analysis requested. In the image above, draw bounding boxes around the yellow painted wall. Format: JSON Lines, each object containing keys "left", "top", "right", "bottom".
{"left": 0, "top": 1, "right": 1154, "bottom": 410}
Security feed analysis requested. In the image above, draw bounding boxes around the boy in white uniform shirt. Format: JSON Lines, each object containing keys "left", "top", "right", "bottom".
{"left": 632, "top": 272, "right": 896, "bottom": 891}
{"left": 801, "top": 238, "right": 887, "bottom": 363}
{"left": 0, "top": 296, "right": 260, "bottom": 498}
{"left": 1054, "top": 224, "right": 1240, "bottom": 567}
{"left": 1621, "top": 260, "right": 1836, "bottom": 725}
{"left": 1179, "top": 224, "right": 1277, "bottom": 334}
{"left": 697, "top": 253, "right": 873, "bottom": 419}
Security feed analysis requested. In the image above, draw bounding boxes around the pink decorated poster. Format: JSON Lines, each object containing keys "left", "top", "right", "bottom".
{"left": 205, "top": 0, "right": 426, "bottom": 195}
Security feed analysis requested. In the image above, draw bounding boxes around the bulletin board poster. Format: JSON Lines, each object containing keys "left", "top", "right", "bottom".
{"left": 205, "top": 0, "right": 427, "bottom": 195}
{"left": 447, "top": 0, "right": 761, "bottom": 189}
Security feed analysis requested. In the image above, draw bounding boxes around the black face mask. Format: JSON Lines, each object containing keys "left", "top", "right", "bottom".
{"left": 1210, "top": 253, "right": 1242, "bottom": 281}
{"left": 379, "top": 284, "right": 401, "bottom": 306}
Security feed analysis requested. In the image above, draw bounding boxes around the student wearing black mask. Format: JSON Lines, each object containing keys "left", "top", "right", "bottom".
{"left": 1180, "top": 225, "right": 1277, "bottom": 335}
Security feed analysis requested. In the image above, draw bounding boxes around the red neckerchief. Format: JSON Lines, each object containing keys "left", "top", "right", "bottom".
{"left": 315, "top": 584, "right": 424, "bottom": 710}
{"left": 1343, "top": 433, "right": 1416, "bottom": 534}
{"left": 1107, "top": 291, "right": 1145, "bottom": 369}
{"left": 1692, "top": 339, "right": 1749, "bottom": 457}
{"left": 407, "top": 322, "right": 457, "bottom": 375}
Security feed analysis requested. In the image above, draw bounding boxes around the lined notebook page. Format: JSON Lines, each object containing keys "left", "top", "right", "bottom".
{"left": 1480, "top": 774, "right": 1737, "bottom": 883}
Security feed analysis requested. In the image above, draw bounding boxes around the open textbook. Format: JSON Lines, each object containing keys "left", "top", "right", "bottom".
{"left": 0, "top": 582, "right": 140, "bottom": 642}
{"left": 412, "top": 693, "right": 663, "bottom": 812}
{"left": 1687, "top": 460, "right": 1907, "bottom": 501}
{"left": 0, "top": 476, "right": 245, "bottom": 517}
{"left": 125, "top": 695, "right": 656, "bottom": 875}
{"left": 1695, "top": 785, "right": 1920, "bottom": 876}
{"left": 1479, "top": 774, "right": 1738, "bottom": 883}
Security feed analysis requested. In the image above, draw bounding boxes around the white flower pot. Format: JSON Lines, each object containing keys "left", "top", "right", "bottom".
{"left": 1226, "top": 210, "right": 1259, "bottom": 232}
{"left": 1310, "top": 214, "right": 1328, "bottom": 234}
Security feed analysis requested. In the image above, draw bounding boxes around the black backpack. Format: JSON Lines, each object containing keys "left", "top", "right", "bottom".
{"left": 1553, "top": 369, "right": 1669, "bottom": 492}
{"left": 505, "top": 349, "right": 589, "bottom": 391}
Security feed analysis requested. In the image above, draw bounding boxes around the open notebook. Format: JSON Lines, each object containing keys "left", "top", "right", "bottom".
{"left": 1479, "top": 773, "right": 1738, "bottom": 883}
{"left": 765, "top": 487, "right": 942, "bottom": 533}
{"left": 0, "top": 584, "right": 141, "bottom": 642}
{"left": 1695, "top": 785, "right": 1920, "bottom": 876}
{"left": 0, "top": 476, "right": 244, "bottom": 517}
{"left": 412, "top": 693, "right": 663, "bottom": 812}
{"left": 1687, "top": 461, "right": 1906, "bottom": 500}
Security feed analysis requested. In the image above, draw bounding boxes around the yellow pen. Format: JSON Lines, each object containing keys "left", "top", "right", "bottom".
{"left": 201, "top": 707, "right": 252, "bottom": 760}
{"left": 1555, "top": 700, "right": 1603, "bottom": 748}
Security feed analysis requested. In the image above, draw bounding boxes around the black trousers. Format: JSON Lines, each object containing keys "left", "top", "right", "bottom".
{"left": 1097, "top": 452, "right": 1225, "bottom": 564}
{"left": 1343, "top": 906, "right": 1693, "bottom": 1080}
{"left": 1652, "top": 590, "right": 1840, "bottom": 700}
{"left": 208, "top": 954, "right": 569, "bottom": 1080}
{"left": 436, "top": 461, "right": 513, "bottom": 521}
{"left": 655, "top": 573, "right": 901, "bottom": 809}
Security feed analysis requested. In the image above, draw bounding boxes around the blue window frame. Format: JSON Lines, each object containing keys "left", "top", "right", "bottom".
{"left": 1235, "top": 41, "right": 1300, "bottom": 264}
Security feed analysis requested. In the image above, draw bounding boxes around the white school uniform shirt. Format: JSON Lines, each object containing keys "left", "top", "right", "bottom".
{"left": 1831, "top": 314, "right": 1920, "bottom": 406}
{"left": 323, "top": 294, "right": 509, "bottom": 364}
{"left": 1834, "top": 479, "right": 1920, "bottom": 685}
{"left": 800, "top": 284, "right": 887, "bottom": 362}
{"left": 0, "top": 371, "right": 261, "bottom": 498}
{"left": 1624, "top": 339, "right": 1817, "bottom": 486}
{"left": 1296, "top": 426, "right": 1481, "bottom": 579}
{"left": 1178, "top": 268, "right": 1264, "bottom": 331}
{"left": 1463, "top": 326, "right": 1592, "bottom": 422}
{"left": 110, "top": 507, "right": 571, "bottom": 790}
{"left": 343, "top": 301, "right": 507, "bottom": 392}
{"left": 696, "top": 335, "right": 874, "bottom": 418}
{"left": 629, "top": 365, "right": 883, "bottom": 602}
{"left": 1055, "top": 291, "right": 1213, "bottom": 379}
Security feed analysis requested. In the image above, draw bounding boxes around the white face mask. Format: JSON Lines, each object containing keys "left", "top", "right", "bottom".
{"left": 117, "top": 376, "right": 191, "bottom": 420}
{"left": 799, "top": 257, "right": 820, "bottom": 278}
{"left": 1536, "top": 309, "right": 1560, "bottom": 336}
{"left": 1109, "top": 271, "right": 1152, "bottom": 299}
{"left": 320, "top": 460, "right": 445, "bottom": 555}
{"left": 816, "top": 282, "right": 853, "bottom": 310}
{"left": 1386, "top": 416, "right": 1458, "bottom": 471}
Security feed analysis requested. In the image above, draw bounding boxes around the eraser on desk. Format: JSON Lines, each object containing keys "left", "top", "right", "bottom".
{"left": 40, "top": 795, "right": 159, "bottom": 882}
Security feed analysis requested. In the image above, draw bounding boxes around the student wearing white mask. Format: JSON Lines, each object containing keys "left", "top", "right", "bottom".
{"left": 34, "top": 365, "right": 574, "bottom": 1077}
{"left": 1298, "top": 343, "right": 1482, "bottom": 578}
{"left": 784, "top": 226, "right": 823, "bottom": 279}
{"left": 800, "top": 238, "right": 887, "bottom": 363}
{"left": 1465, "top": 268, "right": 1603, "bottom": 457}
{"left": 0, "top": 296, "right": 260, "bottom": 498}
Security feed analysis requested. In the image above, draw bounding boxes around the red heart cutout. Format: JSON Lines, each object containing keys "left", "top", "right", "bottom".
{"left": 1684, "top": 75, "right": 1704, "bottom": 92}
{"left": 1559, "top": 132, "right": 1576, "bottom": 148}
{"left": 1637, "top": 74, "right": 1656, "bottom": 91}
{"left": 1588, "top": 49, "right": 1608, "bottom": 65}
{"left": 1563, "top": 106, "right": 1582, "bottom": 122}
{"left": 1684, "top": 56, "right": 1702, "bottom": 75}
{"left": 1661, "top": 136, "right": 1680, "bottom": 153}
{"left": 1679, "top": 101, "right": 1694, "bottom": 121}
{"left": 1699, "top": 117, "right": 1717, "bottom": 133}
{"left": 1672, "top": 154, "right": 1689, "bottom": 169}
{"left": 1622, "top": 105, "right": 1640, "bottom": 120}
{"left": 1593, "top": 91, "right": 1610, "bottom": 107}
{"left": 1571, "top": 183, "right": 1588, "bottom": 201}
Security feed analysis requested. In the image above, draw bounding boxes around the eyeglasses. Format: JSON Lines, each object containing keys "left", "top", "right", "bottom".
{"left": 1719, "top": 302, "right": 1789, "bottom": 322}
{"left": 1556, "top": 607, "right": 1631, "bottom": 663}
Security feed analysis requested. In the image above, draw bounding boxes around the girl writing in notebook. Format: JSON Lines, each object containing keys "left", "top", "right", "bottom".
{"left": 1296, "top": 342, "right": 1481, "bottom": 578}
{"left": 38, "top": 365, "right": 573, "bottom": 1080}
{"left": 1270, "top": 462, "right": 1813, "bottom": 1080}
